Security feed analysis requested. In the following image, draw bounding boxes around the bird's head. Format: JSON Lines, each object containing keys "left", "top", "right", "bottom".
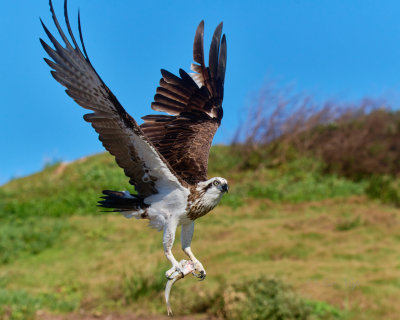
{"left": 192, "top": 177, "right": 229, "bottom": 215}
{"left": 198, "top": 177, "right": 229, "bottom": 198}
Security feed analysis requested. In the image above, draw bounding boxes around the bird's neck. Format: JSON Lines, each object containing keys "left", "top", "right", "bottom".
{"left": 186, "top": 185, "right": 222, "bottom": 220}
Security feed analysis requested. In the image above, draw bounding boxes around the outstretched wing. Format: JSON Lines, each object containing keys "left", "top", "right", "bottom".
{"left": 40, "top": 0, "right": 187, "bottom": 197}
{"left": 141, "top": 21, "right": 227, "bottom": 185}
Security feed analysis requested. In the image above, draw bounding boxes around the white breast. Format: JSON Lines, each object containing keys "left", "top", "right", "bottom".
{"left": 145, "top": 183, "right": 190, "bottom": 230}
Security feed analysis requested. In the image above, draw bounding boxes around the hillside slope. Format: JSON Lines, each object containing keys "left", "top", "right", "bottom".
{"left": 1, "top": 146, "right": 399, "bottom": 320}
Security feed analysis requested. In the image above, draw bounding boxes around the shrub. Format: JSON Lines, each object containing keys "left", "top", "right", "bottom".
{"left": 336, "top": 216, "right": 362, "bottom": 231}
{"left": 235, "top": 80, "right": 400, "bottom": 180}
{"left": 210, "top": 277, "right": 344, "bottom": 320}
{"left": 365, "top": 175, "right": 400, "bottom": 206}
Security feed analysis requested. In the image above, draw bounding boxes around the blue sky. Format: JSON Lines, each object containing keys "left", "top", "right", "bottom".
{"left": 2, "top": 0, "right": 400, "bottom": 185}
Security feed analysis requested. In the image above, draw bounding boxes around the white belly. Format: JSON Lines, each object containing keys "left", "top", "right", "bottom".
{"left": 144, "top": 186, "right": 190, "bottom": 230}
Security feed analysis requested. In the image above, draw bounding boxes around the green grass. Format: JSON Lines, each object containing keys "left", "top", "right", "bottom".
{"left": 123, "top": 265, "right": 166, "bottom": 302}
{"left": 0, "top": 218, "right": 70, "bottom": 264}
{"left": 0, "top": 147, "right": 379, "bottom": 218}
{"left": 1, "top": 146, "right": 400, "bottom": 319}
{"left": 0, "top": 198, "right": 399, "bottom": 319}
{"left": 0, "top": 153, "right": 131, "bottom": 218}
{"left": 218, "top": 156, "right": 366, "bottom": 206}
{"left": 0, "top": 288, "right": 79, "bottom": 320}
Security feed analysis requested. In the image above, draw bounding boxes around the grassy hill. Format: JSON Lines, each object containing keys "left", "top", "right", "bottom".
{"left": 1, "top": 146, "right": 400, "bottom": 319}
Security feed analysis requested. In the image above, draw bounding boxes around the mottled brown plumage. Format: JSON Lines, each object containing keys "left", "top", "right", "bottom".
{"left": 40, "top": 0, "right": 187, "bottom": 197}
{"left": 141, "top": 21, "right": 227, "bottom": 184}
{"left": 185, "top": 186, "right": 214, "bottom": 220}
{"left": 42, "top": 1, "right": 227, "bottom": 190}
{"left": 185, "top": 178, "right": 227, "bottom": 220}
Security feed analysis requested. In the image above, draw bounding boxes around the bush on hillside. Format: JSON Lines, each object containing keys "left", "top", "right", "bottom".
{"left": 235, "top": 81, "right": 400, "bottom": 180}
{"left": 366, "top": 175, "right": 400, "bottom": 206}
{"left": 210, "top": 277, "right": 344, "bottom": 320}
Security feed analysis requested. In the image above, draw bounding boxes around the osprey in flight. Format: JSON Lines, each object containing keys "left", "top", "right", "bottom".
{"left": 41, "top": 0, "right": 227, "bottom": 280}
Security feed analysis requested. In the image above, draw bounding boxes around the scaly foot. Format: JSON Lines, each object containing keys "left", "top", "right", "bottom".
{"left": 192, "top": 259, "right": 206, "bottom": 281}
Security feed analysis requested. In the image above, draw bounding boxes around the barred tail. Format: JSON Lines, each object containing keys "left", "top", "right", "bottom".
{"left": 98, "top": 190, "right": 149, "bottom": 218}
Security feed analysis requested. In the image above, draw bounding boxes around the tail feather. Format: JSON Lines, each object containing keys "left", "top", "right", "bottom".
{"left": 98, "top": 190, "right": 149, "bottom": 213}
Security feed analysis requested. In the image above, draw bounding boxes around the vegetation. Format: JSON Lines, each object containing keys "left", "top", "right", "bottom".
{"left": 0, "top": 150, "right": 368, "bottom": 219}
{"left": 1, "top": 85, "right": 400, "bottom": 319}
{"left": 211, "top": 278, "right": 344, "bottom": 320}
{"left": 234, "top": 82, "right": 400, "bottom": 205}
{"left": 1, "top": 145, "right": 400, "bottom": 319}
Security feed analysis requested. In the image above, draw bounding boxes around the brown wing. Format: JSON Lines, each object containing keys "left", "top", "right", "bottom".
{"left": 40, "top": 0, "right": 187, "bottom": 196}
{"left": 141, "top": 21, "right": 227, "bottom": 184}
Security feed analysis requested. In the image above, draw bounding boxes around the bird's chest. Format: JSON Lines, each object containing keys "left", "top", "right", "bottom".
{"left": 186, "top": 190, "right": 217, "bottom": 220}
{"left": 146, "top": 186, "right": 189, "bottom": 218}
{"left": 187, "top": 202, "right": 215, "bottom": 220}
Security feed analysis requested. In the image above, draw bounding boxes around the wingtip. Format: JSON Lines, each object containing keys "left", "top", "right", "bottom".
{"left": 208, "top": 22, "right": 224, "bottom": 80}
{"left": 160, "top": 69, "right": 173, "bottom": 78}
{"left": 196, "top": 20, "right": 204, "bottom": 35}
{"left": 77, "top": 8, "right": 91, "bottom": 62}
{"left": 193, "top": 20, "right": 205, "bottom": 66}
{"left": 212, "top": 22, "right": 223, "bottom": 38}
{"left": 218, "top": 34, "right": 227, "bottom": 81}
{"left": 194, "top": 20, "right": 204, "bottom": 41}
{"left": 63, "top": 0, "right": 69, "bottom": 12}
{"left": 63, "top": 0, "right": 69, "bottom": 21}
{"left": 39, "top": 17, "right": 47, "bottom": 31}
{"left": 49, "top": 0, "right": 55, "bottom": 16}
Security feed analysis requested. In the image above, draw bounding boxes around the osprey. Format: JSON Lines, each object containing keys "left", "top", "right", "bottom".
{"left": 41, "top": 0, "right": 227, "bottom": 280}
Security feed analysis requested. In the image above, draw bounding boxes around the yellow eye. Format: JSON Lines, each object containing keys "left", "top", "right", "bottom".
{"left": 213, "top": 180, "right": 220, "bottom": 186}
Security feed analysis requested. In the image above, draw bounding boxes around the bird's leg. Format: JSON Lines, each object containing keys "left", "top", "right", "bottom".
{"left": 181, "top": 221, "right": 206, "bottom": 280}
{"left": 163, "top": 219, "right": 184, "bottom": 280}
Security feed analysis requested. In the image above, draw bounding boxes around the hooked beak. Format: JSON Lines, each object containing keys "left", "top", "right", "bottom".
{"left": 221, "top": 183, "right": 229, "bottom": 193}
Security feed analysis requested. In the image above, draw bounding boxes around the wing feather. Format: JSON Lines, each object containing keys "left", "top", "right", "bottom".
{"left": 41, "top": 0, "right": 186, "bottom": 196}
{"left": 208, "top": 23, "right": 223, "bottom": 90}
{"left": 141, "top": 21, "right": 227, "bottom": 184}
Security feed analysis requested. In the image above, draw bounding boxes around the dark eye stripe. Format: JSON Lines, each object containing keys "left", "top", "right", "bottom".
{"left": 204, "top": 183, "right": 213, "bottom": 191}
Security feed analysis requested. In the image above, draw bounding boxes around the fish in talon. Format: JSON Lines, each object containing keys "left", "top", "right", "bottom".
{"left": 165, "top": 260, "right": 195, "bottom": 316}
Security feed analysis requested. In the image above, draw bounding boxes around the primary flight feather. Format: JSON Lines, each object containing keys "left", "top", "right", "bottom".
{"left": 41, "top": 0, "right": 228, "bottom": 280}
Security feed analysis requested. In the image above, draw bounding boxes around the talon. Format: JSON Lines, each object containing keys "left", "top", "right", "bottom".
{"left": 190, "top": 260, "right": 206, "bottom": 280}
{"left": 192, "top": 269, "right": 206, "bottom": 280}
{"left": 198, "top": 270, "right": 206, "bottom": 281}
